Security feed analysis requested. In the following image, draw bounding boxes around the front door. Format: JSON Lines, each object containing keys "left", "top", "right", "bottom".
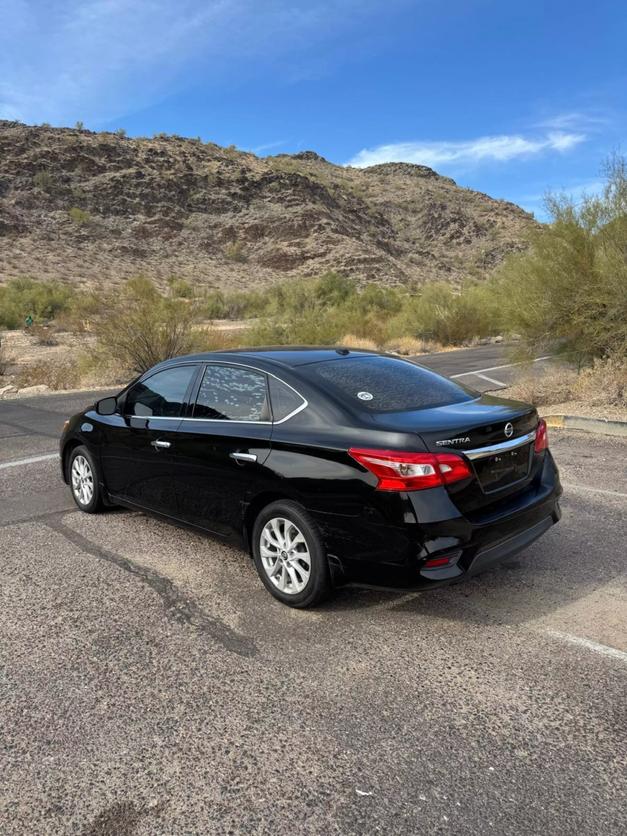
{"left": 173, "top": 363, "right": 273, "bottom": 536}
{"left": 100, "top": 364, "right": 198, "bottom": 514}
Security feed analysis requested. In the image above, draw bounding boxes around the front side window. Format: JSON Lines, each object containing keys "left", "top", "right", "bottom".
{"left": 194, "top": 365, "right": 268, "bottom": 421}
{"left": 125, "top": 366, "right": 196, "bottom": 417}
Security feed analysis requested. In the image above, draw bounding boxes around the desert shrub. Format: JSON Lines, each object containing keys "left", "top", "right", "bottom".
{"left": 203, "top": 290, "right": 229, "bottom": 319}
{"left": 94, "top": 277, "right": 198, "bottom": 373}
{"left": 75, "top": 121, "right": 84, "bottom": 130}
{"left": 116, "top": 128, "right": 127, "bottom": 137}
{"left": 573, "top": 354, "right": 627, "bottom": 405}
{"left": 56, "top": 291, "right": 107, "bottom": 332}
{"left": 191, "top": 326, "right": 247, "bottom": 352}
{"left": 501, "top": 354, "right": 626, "bottom": 407}
{"left": 495, "top": 153, "right": 627, "bottom": 363}
{"left": 337, "top": 335, "right": 379, "bottom": 351}
{"left": 68, "top": 207, "right": 91, "bottom": 225}
{"left": 29, "top": 324, "right": 58, "bottom": 346}
{"left": 501, "top": 367, "right": 579, "bottom": 406}
{"left": 388, "top": 280, "right": 502, "bottom": 346}
{"left": 224, "top": 240, "right": 247, "bottom": 263}
{"left": 0, "top": 278, "right": 74, "bottom": 328}
{"left": 384, "top": 336, "right": 446, "bottom": 355}
{"left": 167, "top": 278, "right": 194, "bottom": 299}
{"left": 17, "top": 359, "right": 83, "bottom": 391}
{"left": 33, "top": 171, "right": 54, "bottom": 191}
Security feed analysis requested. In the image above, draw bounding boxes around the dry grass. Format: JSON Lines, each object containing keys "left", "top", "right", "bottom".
{"left": 573, "top": 355, "right": 627, "bottom": 406}
{"left": 16, "top": 360, "right": 83, "bottom": 390}
{"left": 29, "top": 323, "right": 59, "bottom": 346}
{"left": 337, "top": 334, "right": 379, "bottom": 351}
{"left": 503, "top": 355, "right": 627, "bottom": 408}
{"left": 384, "top": 336, "right": 448, "bottom": 355}
{"left": 192, "top": 324, "right": 247, "bottom": 351}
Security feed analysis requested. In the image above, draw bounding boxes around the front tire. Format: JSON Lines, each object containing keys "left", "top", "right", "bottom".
{"left": 68, "top": 445, "right": 104, "bottom": 513}
{"left": 252, "top": 500, "right": 331, "bottom": 608}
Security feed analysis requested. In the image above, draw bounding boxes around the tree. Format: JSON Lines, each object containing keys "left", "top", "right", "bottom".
{"left": 496, "top": 153, "right": 627, "bottom": 363}
{"left": 94, "top": 278, "right": 198, "bottom": 373}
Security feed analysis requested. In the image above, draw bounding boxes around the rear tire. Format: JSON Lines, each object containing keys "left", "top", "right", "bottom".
{"left": 252, "top": 500, "right": 331, "bottom": 608}
{"left": 68, "top": 445, "right": 105, "bottom": 513}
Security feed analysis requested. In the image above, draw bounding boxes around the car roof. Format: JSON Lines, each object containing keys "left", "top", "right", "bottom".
{"left": 151, "top": 346, "right": 384, "bottom": 372}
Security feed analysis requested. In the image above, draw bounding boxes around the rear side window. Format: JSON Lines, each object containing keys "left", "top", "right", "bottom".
{"left": 194, "top": 364, "right": 269, "bottom": 421}
{"left": 268, "top": 376, "right": 306, "bottom": 422}
{"left": 305, "top": 355, "right": 473, "bottom": 412}
{"left": 125, "top": 366, "right": 196, "bottom": 417}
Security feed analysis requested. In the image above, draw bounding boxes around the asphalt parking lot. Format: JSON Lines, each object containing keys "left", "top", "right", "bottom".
{"left": 1, "top": 373, "right": 626, "bottom": 834}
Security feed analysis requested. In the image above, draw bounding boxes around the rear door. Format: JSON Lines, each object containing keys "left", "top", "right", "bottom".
{"left": 173, "top": 363, "right": 273, "bottom": 536}
{"left": 100, "top": 364, "right": 199, "bottom": 513}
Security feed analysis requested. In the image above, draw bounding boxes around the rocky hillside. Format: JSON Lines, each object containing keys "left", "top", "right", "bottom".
{"left": 0, "top": 121, "right": 535, "bottom": 291}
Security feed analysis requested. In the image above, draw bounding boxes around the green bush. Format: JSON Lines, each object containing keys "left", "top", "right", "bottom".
{"left": 68, "top": 207, "right": 91, "bottom": 225}
{"left": 33, "top": 171, "right": 54, "bottom": 191}
{"left": 167, "top": 278, "right": 194, "bottom": 299}
{"left": 386, "top": 280, "right": 502, "bottom": 346}
{"left": 224, "top": 240, "right": 247, "bottom": 263}
{"left": 495, "top": 153, "right": 627, "bottom": 363}
{"left": 94, "top": 277, "right": 199, "bottom": 373}
{"left": 0, "top": 279, "right": 74, "bottom": 329}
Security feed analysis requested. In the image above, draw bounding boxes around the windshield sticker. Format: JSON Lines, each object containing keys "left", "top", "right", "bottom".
{"left": 357, "top": 391, "right": 373, "bottom": 401}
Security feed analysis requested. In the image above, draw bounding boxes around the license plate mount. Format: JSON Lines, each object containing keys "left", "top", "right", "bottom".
{"left": 473, "top": 443, "right": 532, "bottom": 493}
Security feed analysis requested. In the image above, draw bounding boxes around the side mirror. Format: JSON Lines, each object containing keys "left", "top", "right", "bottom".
{"left": 96, "top": 396, "right": 119, "bottom": 416}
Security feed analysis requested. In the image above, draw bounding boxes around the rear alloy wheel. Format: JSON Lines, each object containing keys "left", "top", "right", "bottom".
{"left": 252, "top": 500, "right": 331, "bottom": 608}
{"left": 68, "top": 445, "right": 104, "bottom": 513}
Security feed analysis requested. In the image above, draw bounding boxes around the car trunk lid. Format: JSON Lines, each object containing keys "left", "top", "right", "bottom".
{"left": 369, "top": 394, "right": 540, "bottom": 512}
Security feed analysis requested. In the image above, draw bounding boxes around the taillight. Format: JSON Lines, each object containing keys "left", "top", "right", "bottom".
{"left": 348, "top": 448, "right": 472, "bottom": 492}
{"left": 535, "top": 419, "right": 548, "bottom": 453}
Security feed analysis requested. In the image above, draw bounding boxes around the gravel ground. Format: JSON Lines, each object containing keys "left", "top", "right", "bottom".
{"left": 1, "top": 395, "right": 626, "bottom": 835}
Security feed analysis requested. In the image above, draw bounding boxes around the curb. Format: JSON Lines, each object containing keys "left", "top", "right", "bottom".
{"left": 544, "top": 415, "right": 627, "bottom": 438}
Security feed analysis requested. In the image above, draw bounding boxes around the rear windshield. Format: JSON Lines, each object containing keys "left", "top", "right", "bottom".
{"left": 305, "top": 355, "right": 474, "bottom": 412}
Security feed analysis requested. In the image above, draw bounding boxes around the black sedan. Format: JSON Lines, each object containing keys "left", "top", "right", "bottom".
{"left": 60, "top": 348, "right": 562, "bottom": 607}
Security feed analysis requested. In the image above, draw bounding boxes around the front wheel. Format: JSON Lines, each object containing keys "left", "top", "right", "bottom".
{"left": 252, "top": 500, "right": 331, "bottom": 608}
{"left": 68, "top": 445, "right": 105, "bottom": 513}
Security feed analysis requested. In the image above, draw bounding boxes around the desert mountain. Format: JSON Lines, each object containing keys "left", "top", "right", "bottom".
{"left": 0, "top": 121, "right": 535, "bottom": 291}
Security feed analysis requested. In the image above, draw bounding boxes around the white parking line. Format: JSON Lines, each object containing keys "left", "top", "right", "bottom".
{"left": 563, "top": 483, "right": 627, "bottom": 499}
{"left": 545, "top": 629, "right": 627, "bottom": 664}
{"left": 0, "top": 453, "right": 59, "bottom": 470}
{"left": 451, "top": 355, "right": 554, "bottom": 379}
{"left": 472, "top": 372, "right": 506, "bottom": 387}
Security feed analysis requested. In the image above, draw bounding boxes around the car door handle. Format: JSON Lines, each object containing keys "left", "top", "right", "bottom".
{"left": 151, "top": 439, "right": 171, "bottom": 449}
{"left": 230, "top": 452, "right": 257, "bottom": 463}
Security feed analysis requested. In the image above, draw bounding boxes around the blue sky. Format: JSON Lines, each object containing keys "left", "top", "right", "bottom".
{"left": 1, "top": 0, "right": 624, "bottom": 217}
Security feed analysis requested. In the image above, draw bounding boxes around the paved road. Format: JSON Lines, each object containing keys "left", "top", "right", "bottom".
{"left": 414, "top": 343, "right": 554, "bottom": 393}
{"left": 1, "top": 356, "right": 626, "bottom": 835}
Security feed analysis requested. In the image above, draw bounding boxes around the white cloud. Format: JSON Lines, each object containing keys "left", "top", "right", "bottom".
{"left": 0, "top": 0, "right": 391, "bottom": 126}
{"left": 534, "top": 111, "right": 609, "bottom": 131}
{"left": 347, "top": 131, "right": 586, "bottom": 169}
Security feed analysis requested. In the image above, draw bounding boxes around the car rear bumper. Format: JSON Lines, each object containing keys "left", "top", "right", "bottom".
{"left": 318, "top": 452, "right": 562, "bottom": 591}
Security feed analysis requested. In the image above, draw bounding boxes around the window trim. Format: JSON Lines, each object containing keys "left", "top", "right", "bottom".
{"left": 174, "top": 360, "right": 308, "bottom": 425}
{"left": 123, "top": 362, "right": 201, "bottom": 419}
